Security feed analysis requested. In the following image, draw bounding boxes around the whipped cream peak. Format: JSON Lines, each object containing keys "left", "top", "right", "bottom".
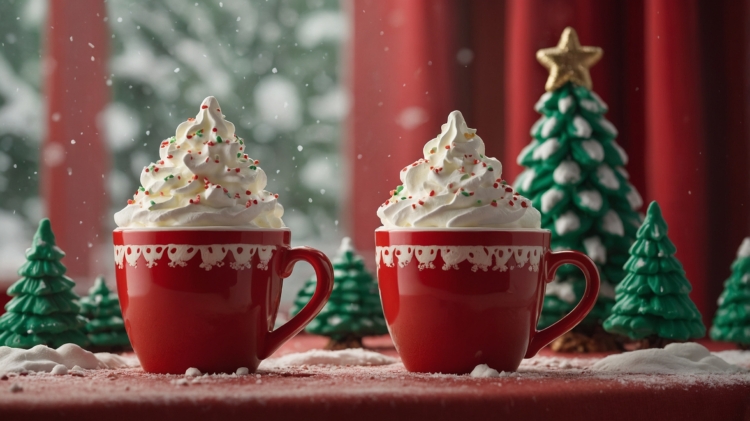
{"left": 377, "top": 111, "right": 541, "bottom": 229}
{"left": 115, "top": 97, "right": 284, "bottom": 228}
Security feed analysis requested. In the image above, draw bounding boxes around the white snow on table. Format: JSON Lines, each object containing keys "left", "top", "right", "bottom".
{"left": 0, "top": 344, "right": 138, "bottom": 374}
{"left": 260, "top": 348, "right": 398, "bottom": 369}
{"left": 591, "top": 343, "right": 746, "bottom": 374}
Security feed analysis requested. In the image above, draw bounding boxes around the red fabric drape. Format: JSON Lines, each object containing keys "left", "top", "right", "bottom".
{"left": 643, "top": 0, "right": 708, "bottom": 318}
{"left": 348, "top": 0, "right": 750, "bottom": 325}
{"left": 43, "top": 1, "right": 110, "bottom": 283}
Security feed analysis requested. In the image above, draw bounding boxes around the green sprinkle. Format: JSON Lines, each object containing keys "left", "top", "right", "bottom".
{"left": 138, "top": 186, "right": 145, "bottom": 191}
{"left": 476, "top": 200, "right": 481, "bottom": 204}
{"left": 169, "top": 137, "right": 176, "bottom": 144}
{"left": 197, "top": 130, "right": 203, "bottom": 137}
{"left": 239, "top": 138, "right": 244, "bottom": 145}
{"left": 460, "top": 174, "right": 470, "bottom": 180}
{"left": 479, "top": 154, "right": 484, "bottom": 158}
{"left": 150, "top": 200, "right": 155, "bottom": 206}
{"left": 237, "top": 153, "right": 241, "bottom": 158}
{"left": 461, "top": 192, "right": 470, "bottom": 197}
{"left": 396, "top": 185, "right": 404, "bottom": 193}
{"left": 488, "top": 167, "right": 494, "bottom": 171}
{"left": 216, "top": 135, "right": 223, "bottom": 143}
{"left": 249, "top": 165, "right": 257, "bottom": 170}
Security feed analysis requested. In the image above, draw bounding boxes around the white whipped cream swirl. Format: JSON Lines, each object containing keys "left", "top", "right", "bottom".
{"left": 377, "top": 111, "right": 541, "bottom": 229}
{"left": 114, "top": 96, "right": 284, "bottom": 228}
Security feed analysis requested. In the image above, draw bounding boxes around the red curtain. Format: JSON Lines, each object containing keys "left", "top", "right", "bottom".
{"left": 348, "top": 0, "right": 750, "bottom": 326}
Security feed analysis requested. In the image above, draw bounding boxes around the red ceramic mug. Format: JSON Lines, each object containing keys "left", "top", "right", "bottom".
{"left": 113, "top": 227, "right": 333, "bottom": 374}
{"left": 375, "top": 228, "right": 600, "bottom": 374}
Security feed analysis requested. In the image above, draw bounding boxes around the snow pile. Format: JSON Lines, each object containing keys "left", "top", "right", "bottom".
{"left": 0, "top": 344, "right": 138, "bottom": 374}
{"left": 710, "top": 350, "right": 750, "bottom": 368}
{"left": 592, "top": 343, "right": 746, "bottom": 374}
{"left": 260, "top": 348, "right": 398, "bottom": 369}
{"left": 470, "top": 364, "right": 514, "bottom": 378}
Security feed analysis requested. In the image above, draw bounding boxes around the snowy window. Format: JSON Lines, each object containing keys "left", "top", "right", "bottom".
{"left": 0, "top": 0, "right": 347, "bottom": 279}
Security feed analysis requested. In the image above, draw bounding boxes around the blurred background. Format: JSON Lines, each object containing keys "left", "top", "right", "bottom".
{"left": 0, "top": 0, "right": 748, "bottom": 324}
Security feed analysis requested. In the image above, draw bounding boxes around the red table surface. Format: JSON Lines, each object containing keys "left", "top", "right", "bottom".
{"left": 0, "top": 335, "right": 748, "bottom": 421}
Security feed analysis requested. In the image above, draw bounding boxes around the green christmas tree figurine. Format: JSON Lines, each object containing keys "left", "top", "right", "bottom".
{"left": 291, "top": 237, "right": 387, "bottom": 350}
{"left": 710, "top": 238, "right": 750, "bottom": 350}
{"left": 79, "top": 276, "right": 131, "bottom": 351}
{"left": 0, "top": 219, "right": 88, "bottom": 348}
{"left": 514, "top": 28, "right": 643, "bottom": 351}
{"left": 603, "top": 202, "right": 706, "bottom": 348}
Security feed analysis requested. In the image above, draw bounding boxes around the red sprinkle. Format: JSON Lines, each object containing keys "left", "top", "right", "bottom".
{"left": 201, "top": 105, "right": 208, "bottom": 109}
{"left": 412, "top": 204, "right": 416, "bottom": 209}
{"left": 154, "top": 168, "right": 159, "bottom": 172}
{"left": 212, "top": 128, "right": 218, "bottom": 132}
{"left": 429, "top": 190, "right": 435, "bottom": 196}
{"left": 418, "top": 200, "right": 424, "bottom": 205}
{"left": 505, "top": 187, "right": 513, "bottom": 192}
{"left": 491, "top": 201, "right": 497, "bottom": 207}
{"left": 253, "top": 200, "right": 258, "bottom": 204}
{"left": 127, "top": 199, "right": 134, "bottom": 205}
{"left": 445, "top": 145, "right": 450, "bottom": 149}
{"left": 246, "top": 190, "right": 251, "bottom": 195}
{"left": 187, "top": 135, "right": 193, "bottom": 139}
{"left": 246, "top": 201, "right": 252, "bottom": 208}
{"left": 509, "top": 200, "right": 514, "bottom": 206}
{"left": 493, "top": 183, "right": 499, "bottom": 188}
{"left": 521, "top": 202, "right": 528, "bottom": 208}
{"left": 167, "top": 155, "right": 173, "bottom": 159}
{"left": 235, "top": 168, "right": 240, "bottom": 173}
{"left": 145, "top": 168, "right": 149, "bottom": 173}
{"left": 274, "top": 194, "right": 279, "bottom": 198}
{"left": 234, "top": 193, "right": 240, "bottom": 198}
{"left": 144, "top": 191, "right": 150, "bottom": 196}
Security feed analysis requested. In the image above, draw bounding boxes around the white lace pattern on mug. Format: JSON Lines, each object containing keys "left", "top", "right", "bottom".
{"left": 114, "top": 244, "right": 276, "bottom": 271}
{"left": 375, "top": 245, "right": 545, "bottom": 272}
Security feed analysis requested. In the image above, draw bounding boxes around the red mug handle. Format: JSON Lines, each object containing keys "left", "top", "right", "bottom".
{"left": 259, "top": 247, "right": 334, "bottom": 359}
{"left": 524, "top": 250, "right": 600, "bottom": 358}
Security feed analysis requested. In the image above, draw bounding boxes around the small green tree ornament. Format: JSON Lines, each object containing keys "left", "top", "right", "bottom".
{"left": 79, "top": 276, "right": 131, "bottom": 351}
{"left": 0, "top": 219, "right": 88, "bottom": 348}
{"left": 603, "top": 202, "right": 706, "bottom": 347}
{"left": 710, "top": 238, "right": 750, "bottom": 350}
{"left": 291, "top": 237, "right": 387, "bottom": 349}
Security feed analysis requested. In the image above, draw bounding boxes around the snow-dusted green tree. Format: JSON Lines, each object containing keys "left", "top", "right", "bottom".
{"left": 514, "top": 28, "right": 643, "bottom": 351}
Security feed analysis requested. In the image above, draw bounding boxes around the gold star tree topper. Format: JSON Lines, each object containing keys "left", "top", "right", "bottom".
{"left": 536, "top": 27, "right": 603, "bottom": 92}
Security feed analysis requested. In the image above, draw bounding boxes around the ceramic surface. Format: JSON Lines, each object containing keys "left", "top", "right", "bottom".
{"left": 375, "top": 228, "right": 600, "bottom": 374}
{"left": 113, "top": 228, "right": 333, "bottom": 374}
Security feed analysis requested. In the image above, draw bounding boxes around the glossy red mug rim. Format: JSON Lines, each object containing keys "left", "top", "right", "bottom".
{"left": 375, "top": 227, "right": 547, "bottom": 232}
{"left": 114, "top": 226, "right": 292, "bottom": 232}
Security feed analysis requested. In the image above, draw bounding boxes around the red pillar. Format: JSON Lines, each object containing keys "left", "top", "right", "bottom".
{"left": 347, "top": 0, "right": 466, "bottom": 259}
{"left": 644, "top": 0, "right": 709, "bottom": 321}
{"left": 43, "top": 1, "right": 110, "bottom": 285}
